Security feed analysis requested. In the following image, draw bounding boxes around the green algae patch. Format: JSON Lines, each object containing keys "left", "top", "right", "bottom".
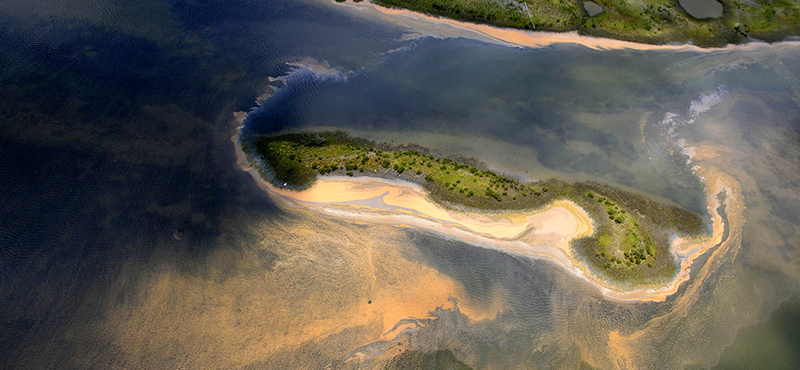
{"left": 243, "top": 131, "right": 707, "bottom": 286}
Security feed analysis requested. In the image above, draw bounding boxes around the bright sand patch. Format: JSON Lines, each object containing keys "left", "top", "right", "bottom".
{"left": 265, "top": 174, "right": 735, "bottom": 303}
{"left": 269, "top": 176, "right": 593, "bottom": 267}
{"left": 269, "top": 177, "right": 590, "bottom": 241}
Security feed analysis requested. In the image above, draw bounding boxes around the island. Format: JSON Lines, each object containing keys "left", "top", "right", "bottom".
{"left": 338, "top": 0, "right": 800, "bottom": 47}
{"left": 240, "top": 131, "right": 709, "bottom": 289}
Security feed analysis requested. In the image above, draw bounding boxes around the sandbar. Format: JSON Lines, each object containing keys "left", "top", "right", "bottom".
{"left": 264, "top": 175, "right": 601, "bottom": 286}
{"left": 268, "top": 177, "right": 591, "bottom": 241}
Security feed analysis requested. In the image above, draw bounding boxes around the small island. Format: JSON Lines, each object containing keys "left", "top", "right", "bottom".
{"left": 343, "top": 0, "right": 800, "bottom": 47}
{"left": 241, "top": 131, "right": 707, "bottom": 287}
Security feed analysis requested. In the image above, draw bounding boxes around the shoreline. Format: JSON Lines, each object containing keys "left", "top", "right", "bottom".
{"left": 334, "top": 0, "right": 800, "bottom": 51}
{"left": 233, "top": 122, "right": 734, "bottom": 302}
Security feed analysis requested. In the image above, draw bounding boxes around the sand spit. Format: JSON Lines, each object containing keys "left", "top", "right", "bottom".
{"left": 234, "top": 124, "right": 734, "bottom": 302}
{"left": 334, "top": 0, "right": 799, "bottom": 51}
{"left": 271, "top": 177, "right": 594, "bottom": 262}
{"left": 269, "top": 178, "right": 590, "bottom": 240}
{"left": 259, "top": 174, "right": 731, "bottom": 302}
{"left": 264, "top": 176, "right": 601, "bottom": 286}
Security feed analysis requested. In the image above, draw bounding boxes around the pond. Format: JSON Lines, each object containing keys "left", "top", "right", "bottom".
{"left": 679, "top": 0, "right": 724, "bottom": 19}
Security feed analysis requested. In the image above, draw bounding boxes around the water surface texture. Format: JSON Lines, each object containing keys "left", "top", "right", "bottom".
{"left": 2, "top": 0, "right": 800, "bottom": 369}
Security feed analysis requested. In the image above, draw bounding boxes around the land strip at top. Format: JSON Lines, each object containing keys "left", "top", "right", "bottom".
{"left": 342, "top": 0, "right": 800, "bottom": 47}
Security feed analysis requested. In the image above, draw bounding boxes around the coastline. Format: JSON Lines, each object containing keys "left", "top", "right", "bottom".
{"left": 335, "top": 0, "right": 800, "bottom": 51}
{"left": 233, "top": 122, "right": 735, "bottom": 302}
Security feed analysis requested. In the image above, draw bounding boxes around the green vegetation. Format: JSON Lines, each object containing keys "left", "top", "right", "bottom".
{"left": 368, "top": 0, "right": 800, "bottom": 47}
{"left": 243, "top": 131, "right": 707, "bottom": 286}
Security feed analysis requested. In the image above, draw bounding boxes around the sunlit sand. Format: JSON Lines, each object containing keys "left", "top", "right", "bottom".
{"left": 268, "top": 177, "right": 590, "bottom": 241}
{"left": 234, "top": 123, "right": 736, "bottom": 302}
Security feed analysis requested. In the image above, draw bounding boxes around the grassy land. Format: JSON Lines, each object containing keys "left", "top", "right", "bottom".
{"left": 243, "top": 131, "right": 706, "bottom": 286}
{"left": 369, "top": 0, "right": 800, "bottom": 47}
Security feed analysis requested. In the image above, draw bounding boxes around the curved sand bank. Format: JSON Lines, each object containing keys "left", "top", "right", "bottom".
{"left": 265, "top": 176, "right": 602, "bottom": 284}
{"left": 261, "top": 175, "right": 733, "bottom": 302}
{"left": 335, "top": 0, "right": 799, "bottom": 51}
{"left": 234, "top": 127, "right": 734, "bottom": 302}
{"left": 234, "top": 120, "right": 738, "bottom": 303}
{"left": 270, "top": 178, "right": 592, "bottom": 239}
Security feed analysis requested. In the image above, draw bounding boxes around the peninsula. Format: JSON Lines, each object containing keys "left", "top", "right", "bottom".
{"left": 241, "top": 131, "right": 708, "bottom": 288}
{"left": 340, "top": 0, "right": 800, "bottom": 47}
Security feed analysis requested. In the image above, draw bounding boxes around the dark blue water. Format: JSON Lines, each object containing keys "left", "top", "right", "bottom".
{"left": 0, "top": 0, "right": 403, "bottom": 367}
{"left": 2, "top": 0, "right": 800, "bottom": 368}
